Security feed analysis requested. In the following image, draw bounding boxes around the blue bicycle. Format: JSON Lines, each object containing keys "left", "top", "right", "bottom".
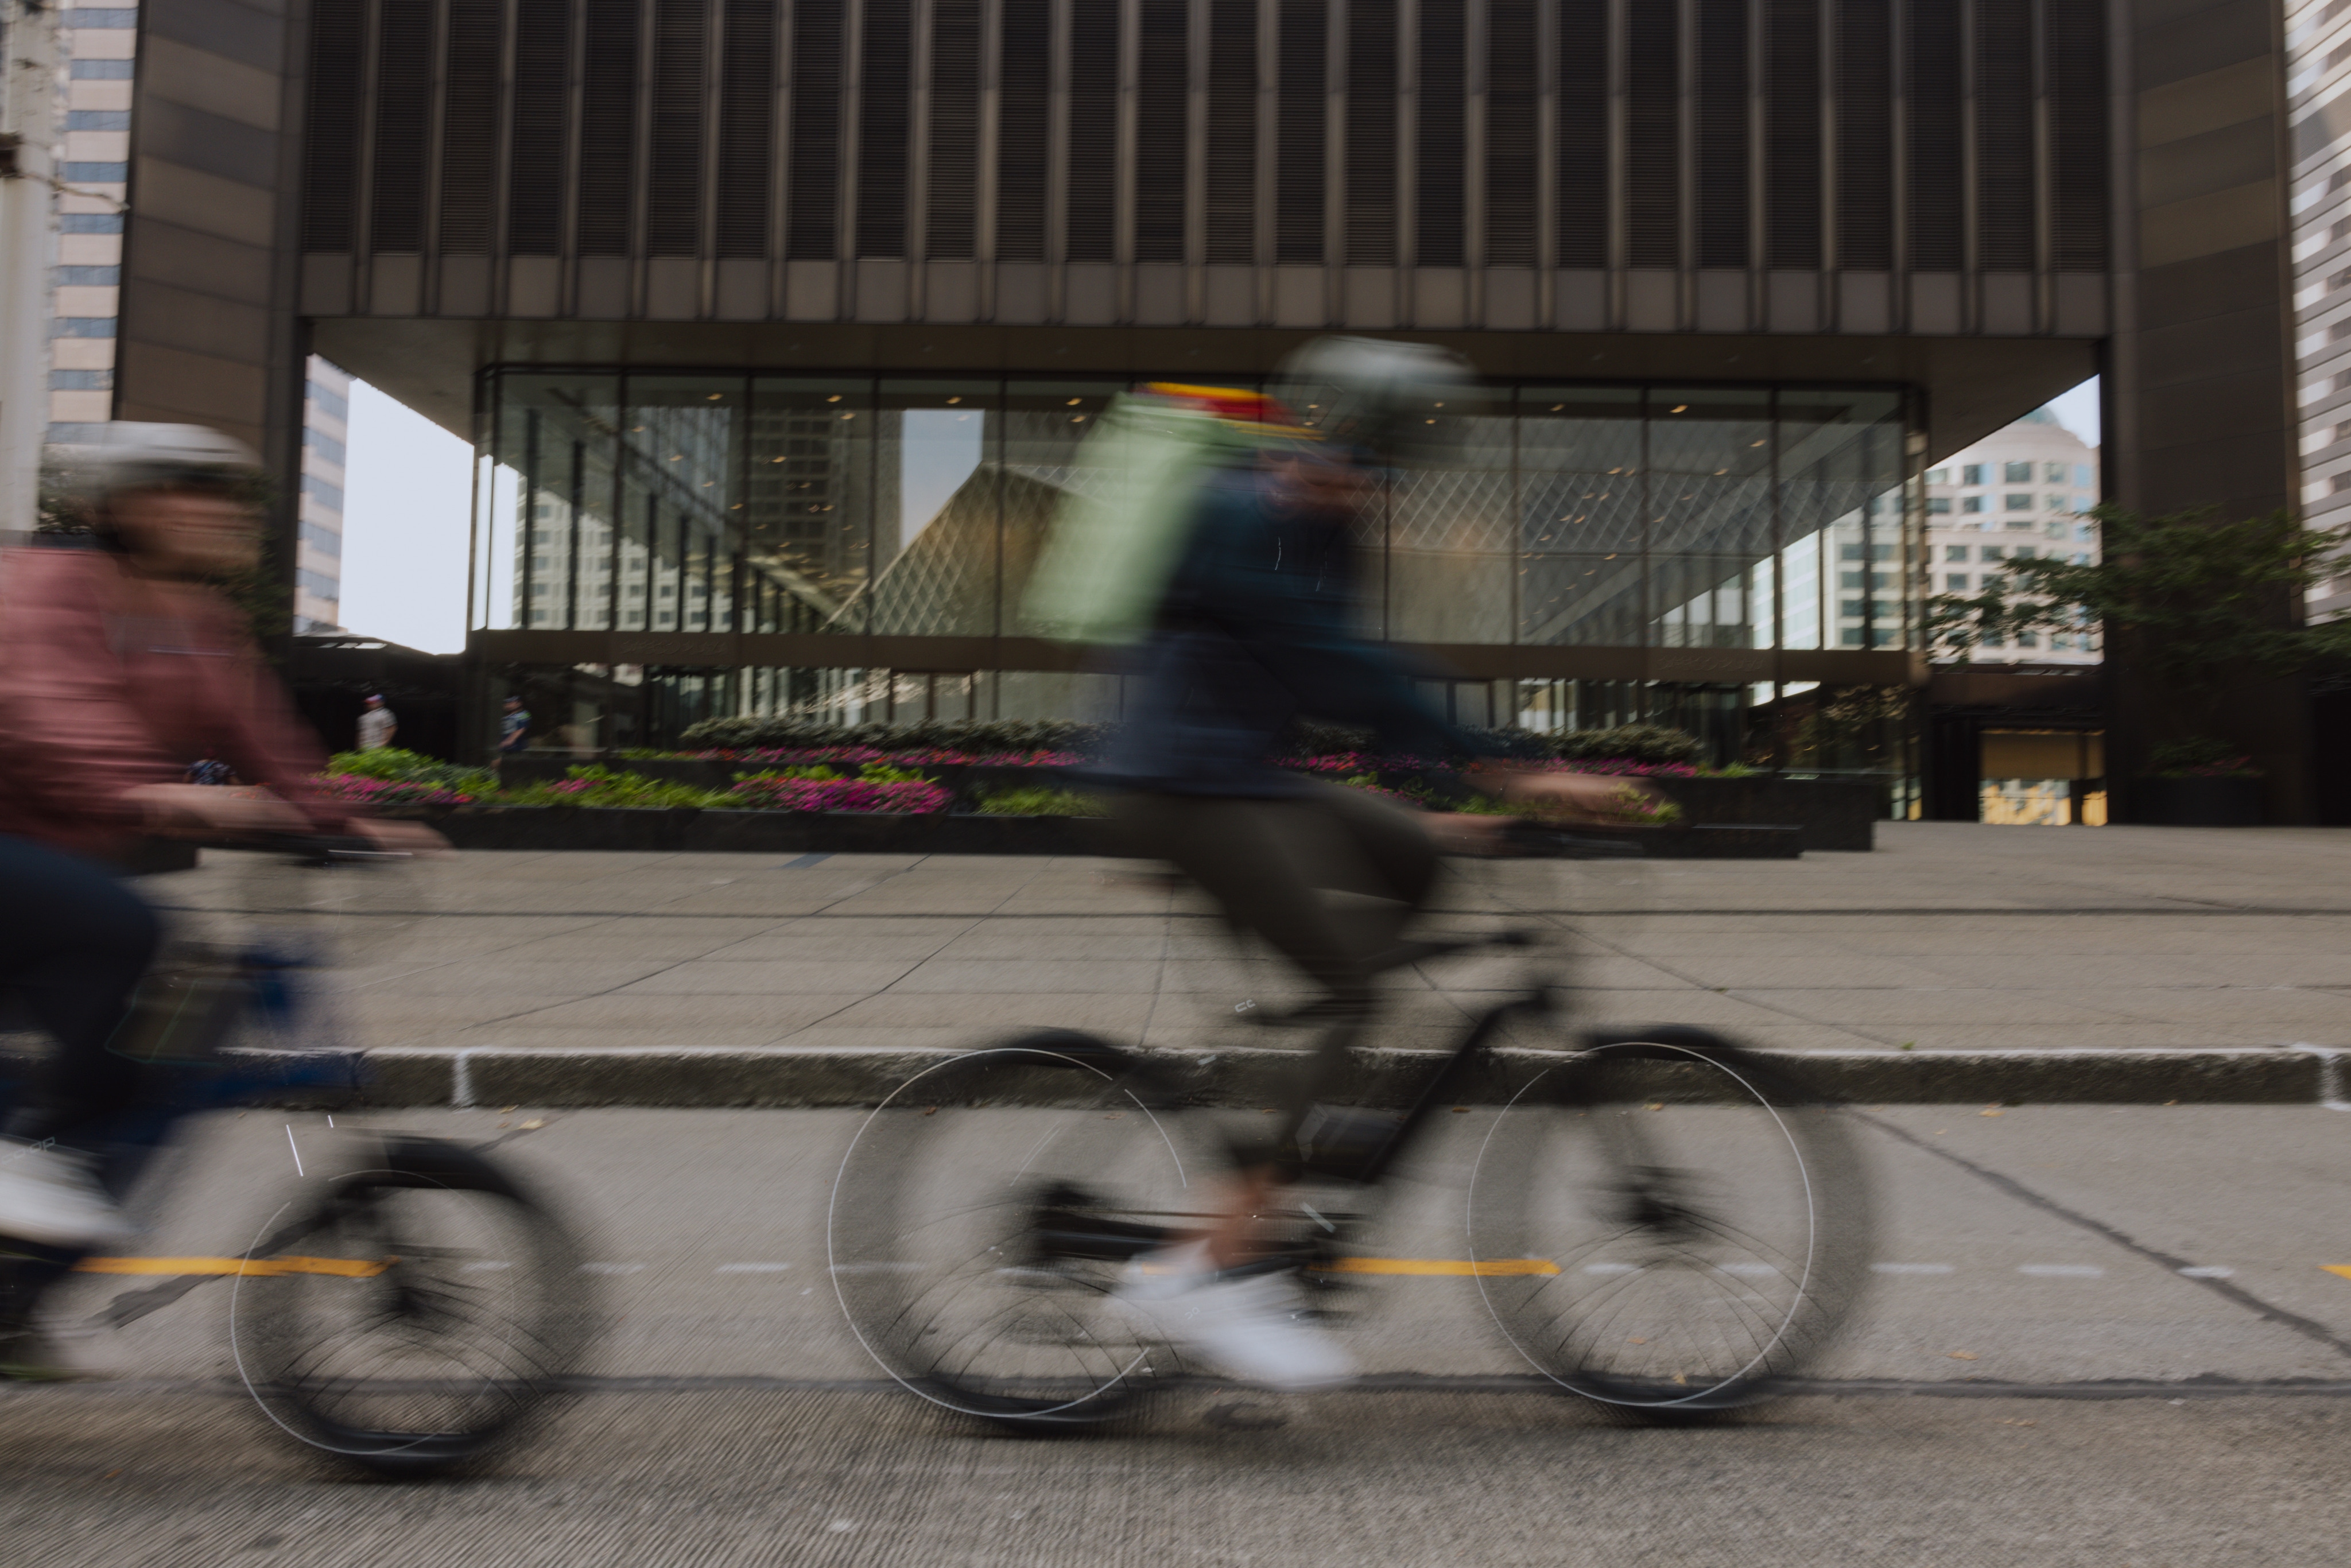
{"left": 0, "top": 835, "right": 592, "bottom": 1477}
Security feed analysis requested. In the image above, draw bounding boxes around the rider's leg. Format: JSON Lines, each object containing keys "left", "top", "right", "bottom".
{"left": 1115, "top": 787, "right": 1438, "bottom": 1266}
{"left": 0, "top": 836, "right": 161, "bottom": 1154}
{"left": 0, "top": 836, "right": 158, "bottom": 1251}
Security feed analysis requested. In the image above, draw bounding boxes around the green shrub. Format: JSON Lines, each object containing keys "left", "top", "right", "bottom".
{"left": 2143, "top": 737, "right": 2261, "bottom": 779}
{"left": 974, "top": 785, "right": 1111, "bottom": 817}
{"left": 1550, "top": 724, "right": 1702, "bottom": 766}
{"left": 500, "top": 764, "right": 734, "bottom": 809}
{"left": 325, "top": 748, "right": 499, "bottom": 796}
{"left": 733, "top": 760, "right": 936, "bottom": 785}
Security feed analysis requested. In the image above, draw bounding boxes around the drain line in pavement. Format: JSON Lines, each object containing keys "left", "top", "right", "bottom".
{"left": 1856, "top": 1112, "right": 2351, "bottom": 1363}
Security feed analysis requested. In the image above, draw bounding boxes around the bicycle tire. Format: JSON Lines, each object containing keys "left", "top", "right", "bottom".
{"left": 828, "top": 1032, "right": 1204, "bottom": 1430}
{"left": 1467, "top": 1028, "right": 1872, "bottom": 1417}
{"left": 231, "top": 1135, "right": 593, "bottom": 1477}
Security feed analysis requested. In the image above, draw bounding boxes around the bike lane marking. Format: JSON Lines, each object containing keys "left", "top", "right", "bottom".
{"left": 75, "top": 1256, "right": 393, "bottom": 1278}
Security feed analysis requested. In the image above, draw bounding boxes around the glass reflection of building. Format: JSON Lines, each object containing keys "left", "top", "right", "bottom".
{"left": 474, "top": 371, "right": 1919, "bottom": 792}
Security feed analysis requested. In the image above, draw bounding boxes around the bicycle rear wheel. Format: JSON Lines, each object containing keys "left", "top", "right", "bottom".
{"left": 1467, "top": 1030, "right": 1872, "bottom": 1416}
{"left": 232, "top": 1136, "right": 591, "bottom": 1477}
{"left": 828, "top": 1033, "right": 1205, "bottom": 1429}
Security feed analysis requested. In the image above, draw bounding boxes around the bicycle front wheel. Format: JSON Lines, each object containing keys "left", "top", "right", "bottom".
{"left": 1467, "top": 1031, "right": 1872, "bottom": 1416}
{"left": 828, "top": 1033, "right": 1206, "bottom": 1430}
{"left": 231, "top": 1136, "right": 592, "bottom": 1477}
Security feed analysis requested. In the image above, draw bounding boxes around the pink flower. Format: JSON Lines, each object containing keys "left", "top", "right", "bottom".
{"left": 728, "top": 777, "right": 952, "bottom": 814}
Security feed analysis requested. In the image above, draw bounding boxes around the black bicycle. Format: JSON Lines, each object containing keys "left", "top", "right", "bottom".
{"left": 0, "top": 835, "right": 592, "bottom": 1477}
{"left": 829, "top": 830, "right": 1873, "bottom": 1430}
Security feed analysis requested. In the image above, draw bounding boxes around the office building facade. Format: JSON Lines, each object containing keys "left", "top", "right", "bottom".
{"left": 111, "top": 1, "right": 2319, "bottom": 812}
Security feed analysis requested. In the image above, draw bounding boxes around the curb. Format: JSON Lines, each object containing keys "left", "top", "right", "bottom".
{"left": 344, "top": 1044, "right": 2351, "bottom": 1111}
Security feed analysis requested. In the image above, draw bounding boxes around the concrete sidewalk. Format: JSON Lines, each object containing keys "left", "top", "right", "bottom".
{"left": 158, "top": 822, "right": 2351, "bottom": 1106}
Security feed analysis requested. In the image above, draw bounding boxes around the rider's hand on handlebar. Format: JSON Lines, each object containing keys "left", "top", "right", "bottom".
{"left": 126, "top": 782, "right": 309, "bottom": 838}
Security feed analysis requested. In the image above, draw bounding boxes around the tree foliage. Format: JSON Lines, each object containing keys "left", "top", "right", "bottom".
{"left": 1924, "top": 507, "right": 2351, "bottom": 703}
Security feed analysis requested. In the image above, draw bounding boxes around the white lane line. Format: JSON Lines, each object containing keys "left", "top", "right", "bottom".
{"left": 1871, "top": 1263, "right": 1955, "bottom": 1275}
{"left": 284, "top": 1124, "right": 304, "bottom": 1178}
{"left": 461, "top": 1260, "right": 513, "bottom": 1273}
{"left": 580, "top": 1262, "right": 645, "bottom": 1275}
{"left": 2018, "top": 1264, "right": 2104, "bottom": 1278}
{"left": 1582, "top": 1262, "right": 1641, "bottom": 1275}
{"left": 716, "top": 1262, "right": 793, "bottom": 1274}
{"left": 2178, "top": 1265, "right": 2236, "bottom": 1279}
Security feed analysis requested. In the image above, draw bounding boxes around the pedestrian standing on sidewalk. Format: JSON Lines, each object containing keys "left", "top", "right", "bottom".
{"left": 496, "top": 695, "right": 530, "bottom": 771}
{"left": 355, "top": 693, "right": 397, "bottom": 752}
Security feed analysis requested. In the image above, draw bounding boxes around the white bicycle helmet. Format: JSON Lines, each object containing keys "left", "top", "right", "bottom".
{"left": 1269, "top": 336, "right": 1480, "bottom": 465}
{"left": 60, "top": 421, "right": 262, "bottom": 502}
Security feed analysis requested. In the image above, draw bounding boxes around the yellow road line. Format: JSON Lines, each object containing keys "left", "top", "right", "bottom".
{"left": 1312, "top": 1257, "right": 1562, "bottom": 1278}
{"left": 2324, "top": 1265, "right": 2351, "bottom": 1282}
{"left": 74, "top": 1256, "right": 395, "bottom": 1279}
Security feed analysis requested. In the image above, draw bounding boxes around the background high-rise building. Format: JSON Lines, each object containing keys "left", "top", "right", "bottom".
{"left": 2291, "top": 0, "right": 2351, "bottom": 622}
{"left": 45, "top": 2, "right": 129, "bottom": 447}
{"left": 297, "top": 360, "right": 349, "bottom": 633}
{"left": 1922, "top": 409, "right": 2104, "bottom": 668}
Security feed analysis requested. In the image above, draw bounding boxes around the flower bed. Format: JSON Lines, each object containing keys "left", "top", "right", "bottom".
{"left": 730, "top": 776, "right": 952, "bottom": 814}
{"left": 313, "top": 774, "right": 480, "bottom": 808}
{"left": 316, "top": 742, "right": 1869, "bottom": 848}
{"left": 688, "top": 746, "right": 1085, "bottom": 770}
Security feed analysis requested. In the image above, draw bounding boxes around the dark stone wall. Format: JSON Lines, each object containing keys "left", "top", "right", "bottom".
{"left": 2107, "top": 1, "right": 2310, "bottom": 822}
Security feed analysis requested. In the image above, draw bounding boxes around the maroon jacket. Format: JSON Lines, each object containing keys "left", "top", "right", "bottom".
{"left": 0, "top": 546, "right": 332, "bottom": 858}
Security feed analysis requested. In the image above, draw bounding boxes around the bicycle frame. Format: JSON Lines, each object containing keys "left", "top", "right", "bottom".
{"left": 1028, "top": 954, "right": 1562, "bottom": 1268}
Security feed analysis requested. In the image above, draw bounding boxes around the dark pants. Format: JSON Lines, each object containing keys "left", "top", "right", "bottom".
{"left": 0, "top": 836, "right": 162, "bottom": 1156}
{"left": 1114, "top": 782, "right": 1440, "bottom": 1168}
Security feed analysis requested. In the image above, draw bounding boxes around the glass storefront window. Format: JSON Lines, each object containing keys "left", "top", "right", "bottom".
{"left": 473, "top": 371, "right": 1920, "bottom": 773}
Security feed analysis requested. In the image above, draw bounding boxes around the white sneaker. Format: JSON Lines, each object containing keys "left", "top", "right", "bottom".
{"left": 0, "top": 1139, "right": 135, "bottom": 1249}
{"left": 1116, "top": 1243, "right": 1356, "bottom": 1391}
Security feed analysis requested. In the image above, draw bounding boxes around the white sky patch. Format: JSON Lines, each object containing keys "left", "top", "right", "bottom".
{"left": 336, "top": 379, "right": 475, "bottom": 653}
{"left": 899, "top": 408, "right": 986, "bottom": 542}
{"left": 2043, "top": 378, "right": 2100, "bottom": 449}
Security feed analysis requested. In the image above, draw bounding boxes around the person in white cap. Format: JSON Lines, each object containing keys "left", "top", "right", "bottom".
{"left": 356, "top": 692, "right": 397, "bottom": 751}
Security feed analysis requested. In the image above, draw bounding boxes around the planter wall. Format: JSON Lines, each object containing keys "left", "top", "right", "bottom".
{"left": 2133, "top": 777, "right": 2263, "bottom": 826}
{"left": 1645, "top": 777, "right": 1877, "bottom": 852}
{"left": 382, "top": 805, "right": 1797, "bottom": 857}
{"left": 393, "top": 805, "right": 1111, "bottom": 856}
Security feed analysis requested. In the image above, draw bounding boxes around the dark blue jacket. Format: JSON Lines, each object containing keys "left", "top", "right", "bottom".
{"left": 1100, "top": 462, "right": 1475, "bottom": 798}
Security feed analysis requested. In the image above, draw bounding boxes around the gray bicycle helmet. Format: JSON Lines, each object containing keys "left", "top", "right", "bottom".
{"left": 1269, "top": 336, "right": 1480, "bottom": 465}
{"left": 61, "top": 421, "right": 262, "bottom": 502}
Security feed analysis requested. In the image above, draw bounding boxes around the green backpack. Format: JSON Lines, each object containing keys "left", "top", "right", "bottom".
{"left": 1020, "top": 389, "right": 1274, "bottom": 646}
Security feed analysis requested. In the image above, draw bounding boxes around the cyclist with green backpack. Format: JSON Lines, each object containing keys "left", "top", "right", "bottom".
{"left": 1028, "top": 340, "right": 1640, "bottom": 1388}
